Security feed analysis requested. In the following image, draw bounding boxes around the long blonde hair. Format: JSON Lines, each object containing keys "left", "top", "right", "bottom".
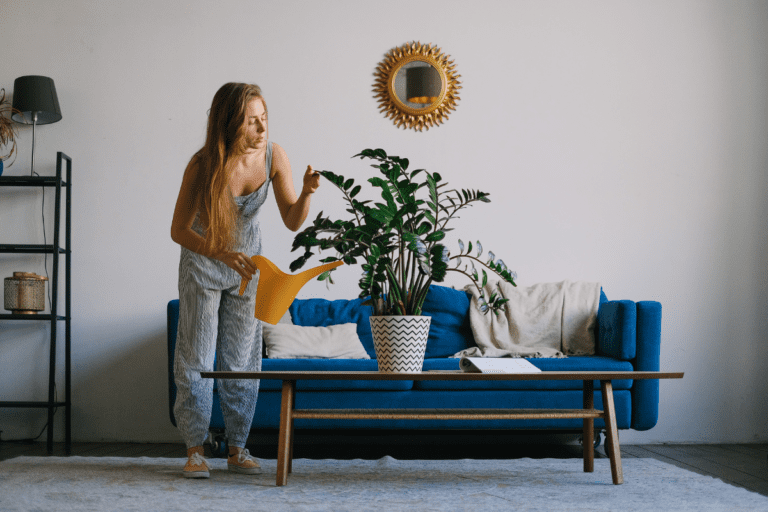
{"left": 194, "top": 82, "right": 266, "bottom": 256}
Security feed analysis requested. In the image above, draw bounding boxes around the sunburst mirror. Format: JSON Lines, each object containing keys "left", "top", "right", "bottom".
{"left": 373, "top": 42, "right": 462, "bottom": 131}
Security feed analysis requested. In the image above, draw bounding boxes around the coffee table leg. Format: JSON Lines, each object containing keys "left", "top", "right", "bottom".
{"left": 276, "top": 379, "right": 296, "bottom": 486}
{"left": 288, "top": 412, "right": 294, "bottom": 474}
{"left": 600, "top": 380, "right": 623, "bottom": 485}
{"left": 583, "top": 379, "right": 594, "bottom": 473}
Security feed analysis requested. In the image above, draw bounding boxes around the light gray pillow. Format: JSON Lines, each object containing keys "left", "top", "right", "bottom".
{"left": 262, "top": 322, "right": 370, "bottom": 359}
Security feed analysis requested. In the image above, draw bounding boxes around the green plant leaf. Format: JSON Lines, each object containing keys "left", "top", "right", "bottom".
{"left": 355, "top": 149, "right": 375, "bottom": 159}
{"left": 369, "top": 177, "right": 387, "bottom": 188}
{"left": 425, "top": 230, "right": 445, "bottom": 242}
{"left": 319, "top": 170, "right": 336, "bottom": 181}
{"left": 429, "top": 244, "right": 448, "bottom": 281}
{"left": 368, "top": 209, "right": 390, "bottom": 224}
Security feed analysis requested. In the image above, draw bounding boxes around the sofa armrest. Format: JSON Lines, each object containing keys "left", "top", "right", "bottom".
{"left": 597, "top": 300, "right": 637, "bottom": 360}
{"left": 631, "top": 300, "right": 662, "bottom": 430}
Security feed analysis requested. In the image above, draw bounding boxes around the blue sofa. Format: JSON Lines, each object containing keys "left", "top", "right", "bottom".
{"left": 167, "top": 285, "right": 662, "bottom": 452}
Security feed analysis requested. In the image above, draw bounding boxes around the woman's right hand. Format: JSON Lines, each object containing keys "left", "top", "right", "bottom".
{"left": 215, "top": 251, "right": 258, "bottom": 281}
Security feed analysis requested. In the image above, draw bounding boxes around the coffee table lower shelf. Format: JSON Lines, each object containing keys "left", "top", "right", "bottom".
{"left": 202, "top": 371, "right": 684, "bottom": 487}
{"left": 292, "top": 408, "right": 603, "bottom": 420}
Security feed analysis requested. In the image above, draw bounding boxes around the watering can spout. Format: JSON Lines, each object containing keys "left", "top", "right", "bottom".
{"left": 238, "top": 255, "right": 344, "bottom": 324}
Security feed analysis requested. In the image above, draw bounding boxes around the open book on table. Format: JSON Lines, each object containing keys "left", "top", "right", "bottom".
{"left": 458, "top": 357, "right": 542, "bottom": 374}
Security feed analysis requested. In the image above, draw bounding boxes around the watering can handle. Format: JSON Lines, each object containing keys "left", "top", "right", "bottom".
{"left": 237, "top": 255, "right": 344, "bottom": 324}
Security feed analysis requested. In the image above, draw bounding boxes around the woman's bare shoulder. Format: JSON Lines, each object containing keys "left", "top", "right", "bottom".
{"left": 272, "top": 141, "right": 288, "bottom": 160}
{"left": 270, "top": 142, "right": 290, "bottom": 177}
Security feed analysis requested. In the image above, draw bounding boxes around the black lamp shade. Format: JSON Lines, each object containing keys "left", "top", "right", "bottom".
{"left": 406, "top": 65, "right": 442, "bottom": 105}
{"left": 11, "top": 76, "right": 62, "bottom": 125}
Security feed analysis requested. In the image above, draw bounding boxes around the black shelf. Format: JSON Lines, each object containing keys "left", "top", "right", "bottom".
{"left": 0, "top": 152, "right": 72, "bottom": 455}
{"left": 0, "top": 244, "right": 68, "bottom": 254}
{"left": 0, "top": 176, "right": 69, "bottom": 187}
{"left": 0, "top": 401, "right": 67, "bottom": 408}
{"left": 0, "top": 314, "right": 67, "bottom": 321}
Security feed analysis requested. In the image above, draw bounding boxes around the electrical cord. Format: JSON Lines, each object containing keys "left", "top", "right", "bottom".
{"left": 32, "top": 171, "right": 52, "bottom": 310}
{"left": 0, "top": 385, "right": 58, "bottom": 444}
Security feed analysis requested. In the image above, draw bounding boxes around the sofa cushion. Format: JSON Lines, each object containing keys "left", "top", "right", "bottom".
{"left": 415, "top": 356, "right": 634, "bottom": 390}
{"left": 289, "top": 297, "right": 375, "bottom": 357}
{"left": 263, "top": 323, "right": 370, "bottom": 359}
{"left": 421, "top": 285, "right": 476, "bottom": 358}
{"left": 259, "top": 358, "right": 413, "bottom": 391}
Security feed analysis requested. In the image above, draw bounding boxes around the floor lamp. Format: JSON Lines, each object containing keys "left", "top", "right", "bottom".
{"left": 11, "top": 76, "right": 62, "bottom": 176}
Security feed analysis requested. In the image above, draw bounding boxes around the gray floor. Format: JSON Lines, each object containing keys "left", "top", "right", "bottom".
{"left": 1, "top": 437, "right": 766, "bottom": 497}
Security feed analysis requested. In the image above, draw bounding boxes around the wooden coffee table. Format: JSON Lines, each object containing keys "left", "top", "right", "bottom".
{"left": 202, "top": 370, "right": 683, "bottom": 486}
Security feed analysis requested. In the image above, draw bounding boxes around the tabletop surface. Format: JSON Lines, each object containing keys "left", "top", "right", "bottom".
{"left": 201, "top": 370, "right": 684, "bottom": 381}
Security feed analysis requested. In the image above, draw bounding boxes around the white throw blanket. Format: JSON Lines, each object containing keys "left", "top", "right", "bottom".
{"left": 453, "top": 280, "right": 601, "bottom": 359}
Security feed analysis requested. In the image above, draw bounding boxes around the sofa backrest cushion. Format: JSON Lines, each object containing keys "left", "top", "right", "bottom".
{"left": 289, "top": 297, "right": 376, "bottom": 358}
{"left": 421, "top": 285, "right": 475, "bottom": 358}
{"left": 289, "top": 285, "right": 476, "bottom": 359}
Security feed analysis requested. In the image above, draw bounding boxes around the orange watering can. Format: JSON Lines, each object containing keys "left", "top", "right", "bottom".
{"left": 238, "top": 255, "right": 344, "bottom": 324}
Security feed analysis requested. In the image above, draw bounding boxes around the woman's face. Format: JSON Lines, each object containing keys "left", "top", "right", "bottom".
{"left": 243, "top": 98, "right": 267, "bottom": 151}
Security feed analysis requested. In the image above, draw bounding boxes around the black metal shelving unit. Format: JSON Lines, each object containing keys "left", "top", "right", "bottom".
{"left": 0, "top": 152, "right": 71, "bottom": 454}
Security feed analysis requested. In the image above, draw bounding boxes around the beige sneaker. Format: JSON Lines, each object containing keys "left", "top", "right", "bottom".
{"left": 183, "top": 446, "right": 210, "bottom": 479}
{"left": 227, "top": 448, "right": 260, "bottom": 474}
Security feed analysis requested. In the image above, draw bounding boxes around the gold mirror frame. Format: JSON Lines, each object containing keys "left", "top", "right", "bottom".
{"left": 373, "top": 42, "right": 462, "bottom": 131}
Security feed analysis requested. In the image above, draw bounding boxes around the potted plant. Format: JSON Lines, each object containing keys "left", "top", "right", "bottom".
{"left": 0, "top": 88, "right": 19, "bottom": 176}
{"left": 290, "top": 148, "right": 517, "bottom": 372}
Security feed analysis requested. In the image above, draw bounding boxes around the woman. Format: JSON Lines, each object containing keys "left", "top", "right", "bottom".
{"left": 170, "top": 82, "right": 320, "bottom": 478}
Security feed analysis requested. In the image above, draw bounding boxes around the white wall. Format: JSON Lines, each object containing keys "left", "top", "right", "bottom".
{"left": 0, "top": 0, "right": 766, "bottom": 444}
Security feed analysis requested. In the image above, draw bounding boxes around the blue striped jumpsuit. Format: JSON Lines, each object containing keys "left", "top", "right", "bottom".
{"left": 173, "top": 142, "right": 273, "bottom": 449}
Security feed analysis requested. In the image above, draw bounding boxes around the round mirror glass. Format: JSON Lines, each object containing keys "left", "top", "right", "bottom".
{"left": 393, "top": 61, "right": 443, "bottom": 110}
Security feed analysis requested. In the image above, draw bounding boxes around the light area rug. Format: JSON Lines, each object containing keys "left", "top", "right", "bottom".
{"left": 1, "top": 456, "right": 767, "bottom": 512}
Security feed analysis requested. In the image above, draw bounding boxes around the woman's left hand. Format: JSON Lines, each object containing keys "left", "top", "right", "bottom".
{"left": 302, "top": 165, "right": 321, "bottom": 195}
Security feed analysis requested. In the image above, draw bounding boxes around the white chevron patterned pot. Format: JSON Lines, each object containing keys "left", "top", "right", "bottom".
{"left": 370, "top": 315, "right": 431, "bottom": 373}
